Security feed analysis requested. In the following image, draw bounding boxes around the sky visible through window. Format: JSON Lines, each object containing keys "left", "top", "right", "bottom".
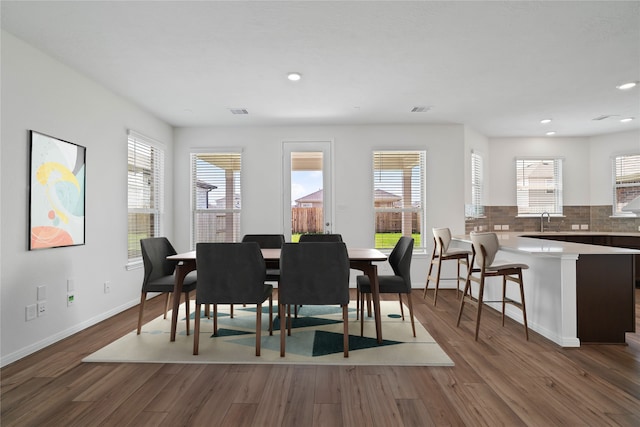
{"left": 291, "top": 170, "right": 322, "bottom": 205}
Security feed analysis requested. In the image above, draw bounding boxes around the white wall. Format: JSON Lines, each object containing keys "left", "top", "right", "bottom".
{"left": 173, "top": 124, "right": 467, "bottom": 278}
{"left": 589, "top": 130, "right": 640, "bottom": 205}
{"left": 0, "top": 32, "right": 174, "bottom": 366}
{"left": 488, "top": 133, "right": 640, "bottom": 207}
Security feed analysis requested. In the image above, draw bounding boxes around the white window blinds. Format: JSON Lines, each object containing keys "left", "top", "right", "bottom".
{"left": 470, "top": 151, "right": 484, "bottom": 217}
{"left": 191, "top": 152, "right": 242, "bottom": 246}
{"left": 613, "top": 154, "right": 640, "bottom": 215}
{"left": 516, "top": 158, "right": 563, "bottom": 215}
{"left": 127, "top": 131, "right": 164, "bottom": 262}
{"left": 372, "top": 150, "right": 425, "bottom": 250}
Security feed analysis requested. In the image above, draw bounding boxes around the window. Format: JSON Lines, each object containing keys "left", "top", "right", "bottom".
{"left": 372, "top": 150, "right": 425, "bottom": 250}
{"left": 469, "top": 151, "right": 485, "bottom": 217}
{"left": 613, "top": 154, "right": 640, "bottom": 215}
{"left": 191, "top": 152, "right": 242, "bottom": 246}
{"left": 516, "top": 158, "right": 563, "bottom": 215}
{"left": 127, "top": 131, "right": 165, "bottom": 263}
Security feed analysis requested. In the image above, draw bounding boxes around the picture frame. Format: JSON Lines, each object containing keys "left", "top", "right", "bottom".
{"left": 29, "top": 130, "right": 86, "bottom": 250}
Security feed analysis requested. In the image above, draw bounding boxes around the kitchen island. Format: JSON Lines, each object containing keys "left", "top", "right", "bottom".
{"left": 452, "top": 232, "right": 639, "bottom": 347}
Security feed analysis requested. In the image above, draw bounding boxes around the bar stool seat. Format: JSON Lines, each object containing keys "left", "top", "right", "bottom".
{"left": 423, "top": 227, "right": 471, "bottom": 305}
{"left": 456, "top": 231, "right": 529, "bottom": 341}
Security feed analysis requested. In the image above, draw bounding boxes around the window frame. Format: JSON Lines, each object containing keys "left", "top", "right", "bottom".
{"left": 515, "top": 157, "right": 563, "bottom": 216}
{"left": 190, "top": 150, "right": 243, "bottom": 248}
{"left": 371, "top": 150, "right": 426, "bottom": 252}
{"left": 612, "top": 153, "right": 640, "bottom": 216}
{"left": 127, "top": 130, "right": 165, "bottom": 267}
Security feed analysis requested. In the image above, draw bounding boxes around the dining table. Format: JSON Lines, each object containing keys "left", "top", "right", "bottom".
{"left": 167, "top": 246, "right": 388, "bottom": 343}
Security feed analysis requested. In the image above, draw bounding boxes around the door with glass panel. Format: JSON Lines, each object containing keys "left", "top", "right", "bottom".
{"left": 283, "top": 141, "right": 333, "bottom": 242}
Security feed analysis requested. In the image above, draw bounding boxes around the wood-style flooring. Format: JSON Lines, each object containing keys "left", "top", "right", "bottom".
{"left": 2, "top": 288, "right": 639, "bottom": 426}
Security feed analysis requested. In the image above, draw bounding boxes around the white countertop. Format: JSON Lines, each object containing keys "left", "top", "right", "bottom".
{"left": 452, "top": 232, "right": 640, "bottom": 256}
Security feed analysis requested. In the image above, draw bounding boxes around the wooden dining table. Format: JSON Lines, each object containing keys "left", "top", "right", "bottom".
{"left": 167, "top": 247, "right": 388, "bottom": 343}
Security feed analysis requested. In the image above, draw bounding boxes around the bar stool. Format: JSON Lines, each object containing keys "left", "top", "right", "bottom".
{"left": 423, "top": 227, "right": 471, "bottom": 305}
{"left": 456, "top": 232, "right": 529, "bottom": 341}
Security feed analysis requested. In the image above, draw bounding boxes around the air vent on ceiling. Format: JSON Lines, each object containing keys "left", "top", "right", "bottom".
{"left": 411, "top": 106, "right": 431, "bottom": 113}
{"left": 229, "top": 108, "right": 249, "bottom": 115}
{"left": 592, "top": 114, "right": 618, "bottom": 121}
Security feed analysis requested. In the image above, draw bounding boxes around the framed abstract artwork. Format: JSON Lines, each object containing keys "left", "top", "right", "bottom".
{"left": 29, "top": 131, "right": 86, "bottom": 250}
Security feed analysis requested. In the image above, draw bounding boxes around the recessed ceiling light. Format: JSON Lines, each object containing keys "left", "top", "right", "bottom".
{"left": 616, "top": 81, "right": 638, "bottom": 90}
{"left": 287, "top": 72, "right": 302, "bottom": 81}
{"left": 540, "top": 119, "right": 552, "bottom": 124}
{"left": 546, "top": 131, "right": 556, "bottom": 136}
{"left": 620, "top": 117, "right": 635, "bottom": 123}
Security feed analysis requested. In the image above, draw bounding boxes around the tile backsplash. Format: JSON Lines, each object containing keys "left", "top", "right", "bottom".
{"left": 465, "top": 205, "right": 640, "bottom": 234}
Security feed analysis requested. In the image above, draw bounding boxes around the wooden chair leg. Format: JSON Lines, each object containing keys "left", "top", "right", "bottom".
{"left": 280, "top": 304, "right": 286, "bottom": 357}
{"left": 406, "top": 292, "right": 416, "bottom": 337}
{"left": 213, "top": 304, "right": 218, "bottom": 336}
{"left": 137, "top": 292, "right": 147, "bottom": 335}
{"left": 287, "top": 305, "right": 292, "bottom": 336}
{"left": 457, "top": 270, "right": 472, "bottom": 327}
{"left": 474, "top": 276, "right": 485, "bottom": 341}
{"left": 502, "top": 275, "right": 507, "bottom": 326}
{"left": 184, "top": 292, "right": 190, "bottom": 336}
{"left": 193, "top": 302, "right": 201, "bottom": 355}
{"left": 433, "top": 258, "right": 442, "bottom": 306}
{"left": 398, "top": 294, "right": 405, "bottom": 320}
{"left": 356, "top": 289, "right": 360, "bottom": 320}
{"left": 268, "top": 295, "right": 274, "bottom": 336}
{"left": 230, "top": 304, "right": 234, "bottom": 318}
{"left": 518, "top": 270, "right": 529, "bottom": 340}
{"left": 256, "top": 303, "right": 262, "bottom": 356}
{"left": 163, "top": 293, "right": 170, "bottom": 319}
{"left": 423, "top": 246, "right": 437, "bottom": 299}
{"left": 343, "top": 304, "right": 349, "bottom": 358}
{"left": 360, "top": 291, "right": 365, "bottom": 337}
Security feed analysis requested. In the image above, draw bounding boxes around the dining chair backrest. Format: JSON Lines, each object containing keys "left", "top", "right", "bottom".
{"left": 432, "top": 227, "right": 452, "bottom": 253}
{"left": 241, "top": 234, "right": 285, "bottom": 249}
{"left": 140, "top": 237, "right": 178, "bottom": 289}
{"left": 279, "top": 242, "right": 350, "bottom": 306}
{"left": 388, "top": 236, "right": 414, "bottom": 291}
{"left": 298, "top": 233, "right": 343, "bottom": 242}
{"left": 195, "top": 242, "right": 266, "bottom": 304}
{"left": 470, "top": 232, "right": 499, "bottom": 268}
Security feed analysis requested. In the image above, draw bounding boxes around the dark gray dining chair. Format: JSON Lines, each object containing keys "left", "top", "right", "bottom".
{"left": 139, "top": 237, "right": 197, "bottom": 335}
{"left": 298, "top": 233, "right": 343, "bottom": 242}
{"left": 193, "top": 242, "right": 273, "bottom": 356}
{"left": 356, "top": 236, "right": 416, "bottom": 337}
{"left": 241, "top": 234, "right": 285, "bottom": 282}
{"left": 278, "top": 242, "right": 351, "bottom": 357}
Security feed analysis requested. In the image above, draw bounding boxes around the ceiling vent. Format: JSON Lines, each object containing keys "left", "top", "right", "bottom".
{"left": 229, "top": 108, "right": 248, "bottom": 115}
{"left": 411, "top": 106, "right": 431, "bottom": 113}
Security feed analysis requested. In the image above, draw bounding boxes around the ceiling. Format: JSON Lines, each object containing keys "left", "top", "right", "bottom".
{"left": 2, "top": 1, "right": 639, "bottom": 137}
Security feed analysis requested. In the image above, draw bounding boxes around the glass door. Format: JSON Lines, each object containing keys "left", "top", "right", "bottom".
{"left": 283, "top": 141, "right": 333, "bottom": 242}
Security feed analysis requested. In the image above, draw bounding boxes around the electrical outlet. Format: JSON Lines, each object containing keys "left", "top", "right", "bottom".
{"left": 37, "top": 301, "right": 47, "bottom": 316}
{"left": 104, "top": 281, "right": 111, "bottom": 294}
{"left": 67, "top": 293, "right": 75, "bottom": 306}
{"left": 502, "top": 224, "right": 509, "bottom": 230}
{"left": 26, "top": 304, "right": 37, "bottom": 321}
{"left": 580, "top": 224, "right": 589, "bottom": 230}
{"left": 571, "top": 224, "right": 579, "bottom": 230}
{"left": 494, "top": 225, "right": 501, "bottom": 230}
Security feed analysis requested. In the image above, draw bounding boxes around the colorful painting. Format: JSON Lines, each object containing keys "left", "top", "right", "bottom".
{"left": 29, "top": 131, "right": 86, "bottom": 250}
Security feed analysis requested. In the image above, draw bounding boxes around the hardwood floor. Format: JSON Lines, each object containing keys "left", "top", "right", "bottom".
{"left": 2, "top": 288, "right": 639, "bottom": 426}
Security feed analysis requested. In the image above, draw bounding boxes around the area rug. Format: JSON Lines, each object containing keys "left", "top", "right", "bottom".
{"left": 83, "top": 301, "right": 453, "bottom": 366}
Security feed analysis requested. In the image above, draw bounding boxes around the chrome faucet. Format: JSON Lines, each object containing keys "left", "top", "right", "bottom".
{"left": 540, "top": 212, "right": 550, "bottom": 232}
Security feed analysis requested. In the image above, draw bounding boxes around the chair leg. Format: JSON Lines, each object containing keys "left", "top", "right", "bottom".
{"left": 423, "top": 247, "right": 437, "bottom": 299}
{"left": 287, "top": 305, "right": 292, "bottom": 336}
{"left": 456, "top": 271, "right": 472, "bottom": 327}
{"left": 137, "top": 292, "right": 147, "bottom": 335}
{"left": 433, "top": 257, "right": 442, "bottom": 306}
{"left": 279, "top": 304, "right": 286, "bottom": 357}
{"left": 213, "top": 304, "right": 218, "bottom": 336}
{"left": 360, "top": 291, "right": 365, "bottom": 337}
{"left": 366, "top": 294, "right": 372, "bottom": 317}
{"left": 356, "top": 289, "right": 360, "bottom": 320}
{"left": 163, "top": 293, "right": 170, "bottom": 319}
{"left": 230, "top": 304, "right": 234, "bottom": 318}
{"left": 398, "top": 294, "right": 405, "bottom": 320}
{"left": 185, "top": 292, "right": 190, "bottom": 336}
{"left": 406, "top": 292, "right": 416, "bottom": 337}
{"left": 502, "top": 275, "right": 507, "bottom": 327}
{"left": 518, "top": 270, "right": 529, "bottom": 340}
{"left": 474, "top": 276, "right": 485, "bottom": 341}
{"left": 342, "top": 304, "right": 349, "bottom": 358}
{"left": 256, "top": 303, "right": 262, "bottom": 356}
{"left": 268, "top": 295, "right": 274, "bottom": 336}
{"left": 193, "top": 302, "right": 201, "bottom": 355}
